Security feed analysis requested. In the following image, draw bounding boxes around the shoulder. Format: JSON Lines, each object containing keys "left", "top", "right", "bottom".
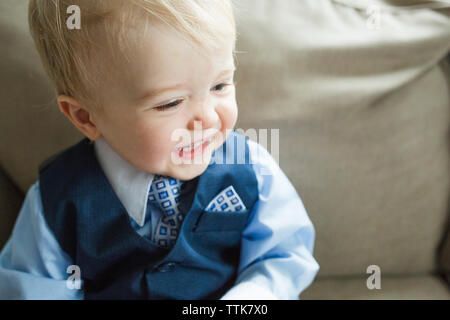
{"left": 38, "top": 138, "right": 95, "bottom": 214}
{"left": 38, "top": 138, "right": 91, "bottom": 175}
{"left": 0, "top": 180, "right": 82, "bottom": 297}
{"left": 7, "top": 179, "right": 61, "bottom": 258}
{"left": 246, "top": 138, "right": 284, "bottom": 183}
{"left": 246, "top": 138, "right": 302, "bottom": 205}
{"left": 21, "top": 180, "right": 44, "bottom": 219}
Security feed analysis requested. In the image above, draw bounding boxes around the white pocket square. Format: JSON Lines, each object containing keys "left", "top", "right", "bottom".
{"left": 205, "top": 185, "right": 247, "bottom": 212}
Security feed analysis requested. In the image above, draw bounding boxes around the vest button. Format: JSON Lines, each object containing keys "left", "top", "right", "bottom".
{"left": 155, "top": 262, "right": 177, "bottom": 272}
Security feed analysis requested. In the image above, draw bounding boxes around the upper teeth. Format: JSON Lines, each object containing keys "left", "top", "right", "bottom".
{"left": 180, "top": 138, "right": 207, "bottom": 152}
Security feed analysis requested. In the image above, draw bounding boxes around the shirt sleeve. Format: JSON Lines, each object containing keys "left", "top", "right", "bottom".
{"left": 0, "top": 181, "right": 84, "bottom": 299}
{"left": 220, "top": 139, "right": 320, "bottom": 300}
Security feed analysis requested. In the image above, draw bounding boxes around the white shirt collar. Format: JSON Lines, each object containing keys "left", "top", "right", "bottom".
{"left": 94, "top": 137, "right": 154, "bottom": 227}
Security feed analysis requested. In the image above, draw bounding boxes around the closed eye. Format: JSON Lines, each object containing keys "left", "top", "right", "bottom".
{"left": 153, "top": 81, "right": 235, "bottom": 111}
{"left": 154, "top": 99, "right": 183, "bottom": 111}
{"left": 212, "top": 82, "right": 235, "bottom": 92}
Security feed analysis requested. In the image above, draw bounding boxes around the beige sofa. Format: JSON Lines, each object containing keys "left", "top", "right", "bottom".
{"left": 1, "top": 0, "right": 449, "bottom": 299}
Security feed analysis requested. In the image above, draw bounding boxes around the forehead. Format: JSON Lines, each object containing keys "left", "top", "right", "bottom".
{"left": 122, "top": 23, "right": 234, "bottom": 81}
{"left": 95, "top": 22, "right": 235, "bottom": 107}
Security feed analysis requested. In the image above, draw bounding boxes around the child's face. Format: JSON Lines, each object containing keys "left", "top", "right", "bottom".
{"left": 90, "top": 24, "right": 237, "bottom": 181}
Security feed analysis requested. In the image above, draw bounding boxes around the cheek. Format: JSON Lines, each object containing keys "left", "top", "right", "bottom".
{"left": 214, "top": 101, "right": 237, "bottom": 147}
{"left": 130, "top": 131, "right": 170, "bottom": 172}
{"left": 222, "top": 99, "right": 238, "bottom": 129}
{"left": 141, "top": 125, "right": 177, "bottom": 155}
{"left": 98, "top": 114, "right": 138, "bottom": 149}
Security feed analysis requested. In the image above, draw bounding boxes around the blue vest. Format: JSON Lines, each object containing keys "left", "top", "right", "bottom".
{"left": 38, "top": 131, "right": 258, "bottom": 299}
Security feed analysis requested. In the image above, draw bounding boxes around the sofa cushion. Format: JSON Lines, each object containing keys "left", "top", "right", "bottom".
{"left": 234, "top": 0, "right": 450, "bottom": 277}
{"left": 300, "top": 274, "right": 450, "bottom": 299}
{"left": 438, "top": 208, "right": 450, "bottom": 288}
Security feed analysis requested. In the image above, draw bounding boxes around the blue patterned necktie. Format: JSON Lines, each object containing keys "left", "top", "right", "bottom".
{"left": 148, "top": 174, "right": 183, "bottom": 248}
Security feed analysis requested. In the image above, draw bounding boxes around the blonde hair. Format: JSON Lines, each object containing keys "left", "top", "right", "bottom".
{"left": 28, "top": 0, "right": 237, "bottom": 112}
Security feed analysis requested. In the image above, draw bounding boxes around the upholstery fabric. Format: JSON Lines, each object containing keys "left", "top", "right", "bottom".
{"left": 233, "top": 0, "right": 450, "bottom": 277}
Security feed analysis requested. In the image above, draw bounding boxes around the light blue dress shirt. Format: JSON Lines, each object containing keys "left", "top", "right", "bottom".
{"left": 0, "top": 137, "right": 319, "bottom": 299}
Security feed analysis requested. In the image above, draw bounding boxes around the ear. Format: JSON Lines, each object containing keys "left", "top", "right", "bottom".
{"left": 57, "top": 95, "right": 102, "bottom": 142}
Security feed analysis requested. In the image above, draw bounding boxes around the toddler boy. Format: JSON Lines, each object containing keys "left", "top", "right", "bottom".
{"left": 0, "top": 0, "right": 319, "bottom": 299}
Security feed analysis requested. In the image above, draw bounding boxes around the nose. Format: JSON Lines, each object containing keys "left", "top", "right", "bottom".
{"left": 187, "top": 96, "right": 219, "bottom": 131}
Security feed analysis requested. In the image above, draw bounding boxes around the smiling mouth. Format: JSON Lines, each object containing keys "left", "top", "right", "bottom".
{"left": 174, "top": 135, "right": 215, "bottom": 160}
{"left": 177, "top": 136, "right": 212, "bottom": 151}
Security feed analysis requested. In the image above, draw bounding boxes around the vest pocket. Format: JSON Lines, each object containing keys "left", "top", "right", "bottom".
{"left": 192, "top": 209, "right": 250, "bottom": 232}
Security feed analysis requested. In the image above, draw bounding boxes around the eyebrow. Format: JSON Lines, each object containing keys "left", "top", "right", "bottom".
{"left": 137, "top": 67, "right": 236, "bottom": 103}
{"left": 215, "top": 67, "right": 236, "bottom": 80}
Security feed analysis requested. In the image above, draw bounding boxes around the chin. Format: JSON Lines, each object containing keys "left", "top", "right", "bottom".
{"left": 167, "top": 139, "right": 219, "bottom": 181}
{"left": 170, "top": 162, "right": 209, "bottom": 181}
